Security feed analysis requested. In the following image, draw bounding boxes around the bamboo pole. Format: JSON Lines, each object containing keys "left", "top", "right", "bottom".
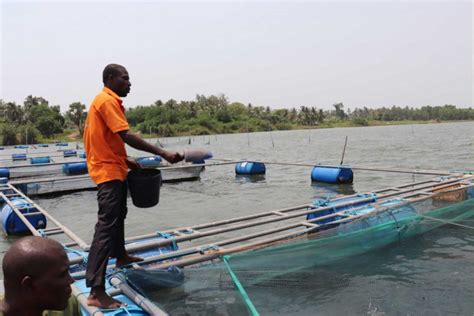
{"left": 109, "top": 276, "right": 168, "bottom": 316}
{"left": 123, "top": 175, "right": 469, "bottom": 246}
{"left": 119, "top": 175, "right": 471, "bottom": 253}
{"left": 340, "top": 136, "right": 348, "bottom": 165}
{"left": 123, "top": 203, "right": 312, "bottom": 243}
{"left": 69, "top": 211, "right": 362, "bottom": 270}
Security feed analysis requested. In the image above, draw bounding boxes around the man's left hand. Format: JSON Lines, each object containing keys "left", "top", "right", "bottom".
{"left": 126, "top": 158, "right": 141, "bottom": 170}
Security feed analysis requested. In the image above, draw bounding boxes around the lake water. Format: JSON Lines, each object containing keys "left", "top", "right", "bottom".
{"left": 1, "top": 121, "right": 473, "bottom": 315}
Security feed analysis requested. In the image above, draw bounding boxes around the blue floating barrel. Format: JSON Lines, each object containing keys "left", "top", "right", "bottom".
{"left": 1, "top": 198, "right": 47, "bottom": 235}
{"left": 0, "top": 168, "right": 9, "bottom": 179}
{"left": 311, "top": 165, "right": 353, "bottom": 184}
{"left": 62, "top": 162, "right": 88, "bottom": 176}
{"left": 55, "top": 143, "right": 68, "bottom": 146}
{"left": 78, "top": 152, "right": 86, "bottom": 159}
{"left": 235, "top": 161, "right": 266, "bottom": 175}
{"left": 30, "top": 156, "right": 50, "bottom": 164}
{"left": 137, "top": 156, "right": 162, "bottom": 168}
{"left": 12, "top": 153, "right": 27, "bottom": 161}
{"left": 63, "top": 150, "right": 77, "bottom": 158}
{"left": 14, "top": 145, "right": 29, "bottom": 149}
{"left": 0, "top": 177, "right": 8, "bottom": 184}
{"left": 37, "top": 144, "right": 49, "bottom": 147}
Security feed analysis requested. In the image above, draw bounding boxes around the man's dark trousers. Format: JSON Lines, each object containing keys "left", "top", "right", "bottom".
{"left": 86, "top": 180, "right": 128, "bottom": 288}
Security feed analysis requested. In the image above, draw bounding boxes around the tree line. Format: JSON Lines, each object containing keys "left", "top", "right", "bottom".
{"left": 0, "top": 96, "right": 86, "bottom": 145}
{"left": 1, "top": 94, "right": 473, "bottom": 145}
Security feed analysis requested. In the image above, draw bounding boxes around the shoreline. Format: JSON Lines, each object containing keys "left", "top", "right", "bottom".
{"left": 2, "top": 119, "right": 472, "bottom": 145}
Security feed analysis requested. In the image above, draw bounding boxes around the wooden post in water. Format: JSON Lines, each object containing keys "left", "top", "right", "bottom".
{"left": 340, "top": 136, "right": 348, "bottom": 165}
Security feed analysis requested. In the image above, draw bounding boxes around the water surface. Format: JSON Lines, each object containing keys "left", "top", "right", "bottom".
{"left": 1, "top": 122, "right": 473, "bottom": 315}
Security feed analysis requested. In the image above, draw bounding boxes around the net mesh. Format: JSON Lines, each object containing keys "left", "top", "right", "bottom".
{"left": 120, "top": 187, "right": 474, "bottom": 315}
{"left": 223, "top": 196, "right": 474, "bottom": 315}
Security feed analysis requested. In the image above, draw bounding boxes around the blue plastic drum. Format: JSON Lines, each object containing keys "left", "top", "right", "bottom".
{"left": 311, "top": 165, "right": 353, "bottom": 184}
{"left": 12, "top": 153, "right": 27, "bottom": 160}
{"left": 137, "top": 156, "right": 162, "bottom": 168}
{"left": 0, "top": 168, "right": 9, "bottom": 179}
{"left": 62, "top": 162, "right": 88, "bottom": 175}
{"left": 30, "top": 156, "right": 50, "bottom": 164}
{"left": 1, "top": 198, "right": 47, "bottom": 235}
{"left": 63, "top": 150, "right": 77, "bottom": 158}
{"left": 235, "top": 161, "right": 266, "bottom": 175}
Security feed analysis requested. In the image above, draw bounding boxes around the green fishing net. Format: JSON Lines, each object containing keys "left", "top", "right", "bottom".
{"left": 121, "top": 194, "right": 474, "bottom": 315}
{"left": 223, "top": 197, "right": 474, "bottom": 315}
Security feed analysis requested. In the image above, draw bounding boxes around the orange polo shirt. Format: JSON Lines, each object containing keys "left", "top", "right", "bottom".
{"left": 84, "top": 87, "right": 129, "bottom": 185}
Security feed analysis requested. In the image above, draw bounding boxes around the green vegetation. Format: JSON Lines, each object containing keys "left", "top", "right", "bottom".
{"left": 1, "top": 95, "right": 473, "bottom": 145}
{"left": 0, "top": 96, "right": 86, "bottom": 145}
{"left": 125, "top": 97, "right": 474, "bottom": 137}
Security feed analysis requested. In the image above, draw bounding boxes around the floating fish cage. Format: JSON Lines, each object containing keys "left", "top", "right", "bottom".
{"left": 235, "top": 161, "right": 266, "bottom": 175}
{"left": 14, "top": 145, "right": 29, "bottom": 149}
{"left": 311, "top": 165, "right": 353, "bottom": 184}
{"left": 0, "top": 171, "right": 473, "bottom": 315}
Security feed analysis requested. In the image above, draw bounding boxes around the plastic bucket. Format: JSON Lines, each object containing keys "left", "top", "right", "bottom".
{"left": 127, "top": 169, "right": 162, "bottom": 208}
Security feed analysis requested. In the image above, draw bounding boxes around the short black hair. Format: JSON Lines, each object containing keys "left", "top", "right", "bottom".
{"left": 102, "top": 64, "right": 126, "bottom": 84}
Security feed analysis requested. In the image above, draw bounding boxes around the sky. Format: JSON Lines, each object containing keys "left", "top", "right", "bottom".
{"left": 1, "top": 0, "right": 472, "bottom": 112}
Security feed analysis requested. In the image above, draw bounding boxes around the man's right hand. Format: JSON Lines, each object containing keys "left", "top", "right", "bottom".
{"left": 162, "top": 151, "right": 184, "bottom": 164}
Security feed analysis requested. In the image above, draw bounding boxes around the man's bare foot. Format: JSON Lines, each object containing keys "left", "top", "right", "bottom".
{"left": 116, "top": 253, "right": 143, "bottom": 268}
{"left": 87, "top": 286, "right": 125, "bottom": 309}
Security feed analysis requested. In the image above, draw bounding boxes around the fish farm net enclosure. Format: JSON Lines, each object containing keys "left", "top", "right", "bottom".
{"left": 121, "top": 196, "right": 474, "bottom": 315}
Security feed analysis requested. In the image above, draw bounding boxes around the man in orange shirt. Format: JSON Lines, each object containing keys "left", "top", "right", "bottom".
{"left": 83, "top": 64, "right": 183, "bottom": 308}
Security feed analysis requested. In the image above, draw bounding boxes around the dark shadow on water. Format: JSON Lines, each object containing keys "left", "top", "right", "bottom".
{"left": 235, "top": 174, "right": 266, "bottom": 184}
{"left": 310, "top": 182, "right": 356, "bottom": 199}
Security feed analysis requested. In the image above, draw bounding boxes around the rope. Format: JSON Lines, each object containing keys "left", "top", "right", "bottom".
{"left": 64, "top": 245, "right": 88, "bottom": 266}
{"left": 95, "top": 306, "right": 144, "bottom": 315}
{"left": 38, "top": 228, "right": 47, "bottom": 238}
{"left": 156, "top": 230, "right": 178, "bottom": 250}
{"left": 223, "top": 256, "right": 260, "bottom": 316}
{"left": 419, "top": 215, "right": 474, "bottom": 230}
